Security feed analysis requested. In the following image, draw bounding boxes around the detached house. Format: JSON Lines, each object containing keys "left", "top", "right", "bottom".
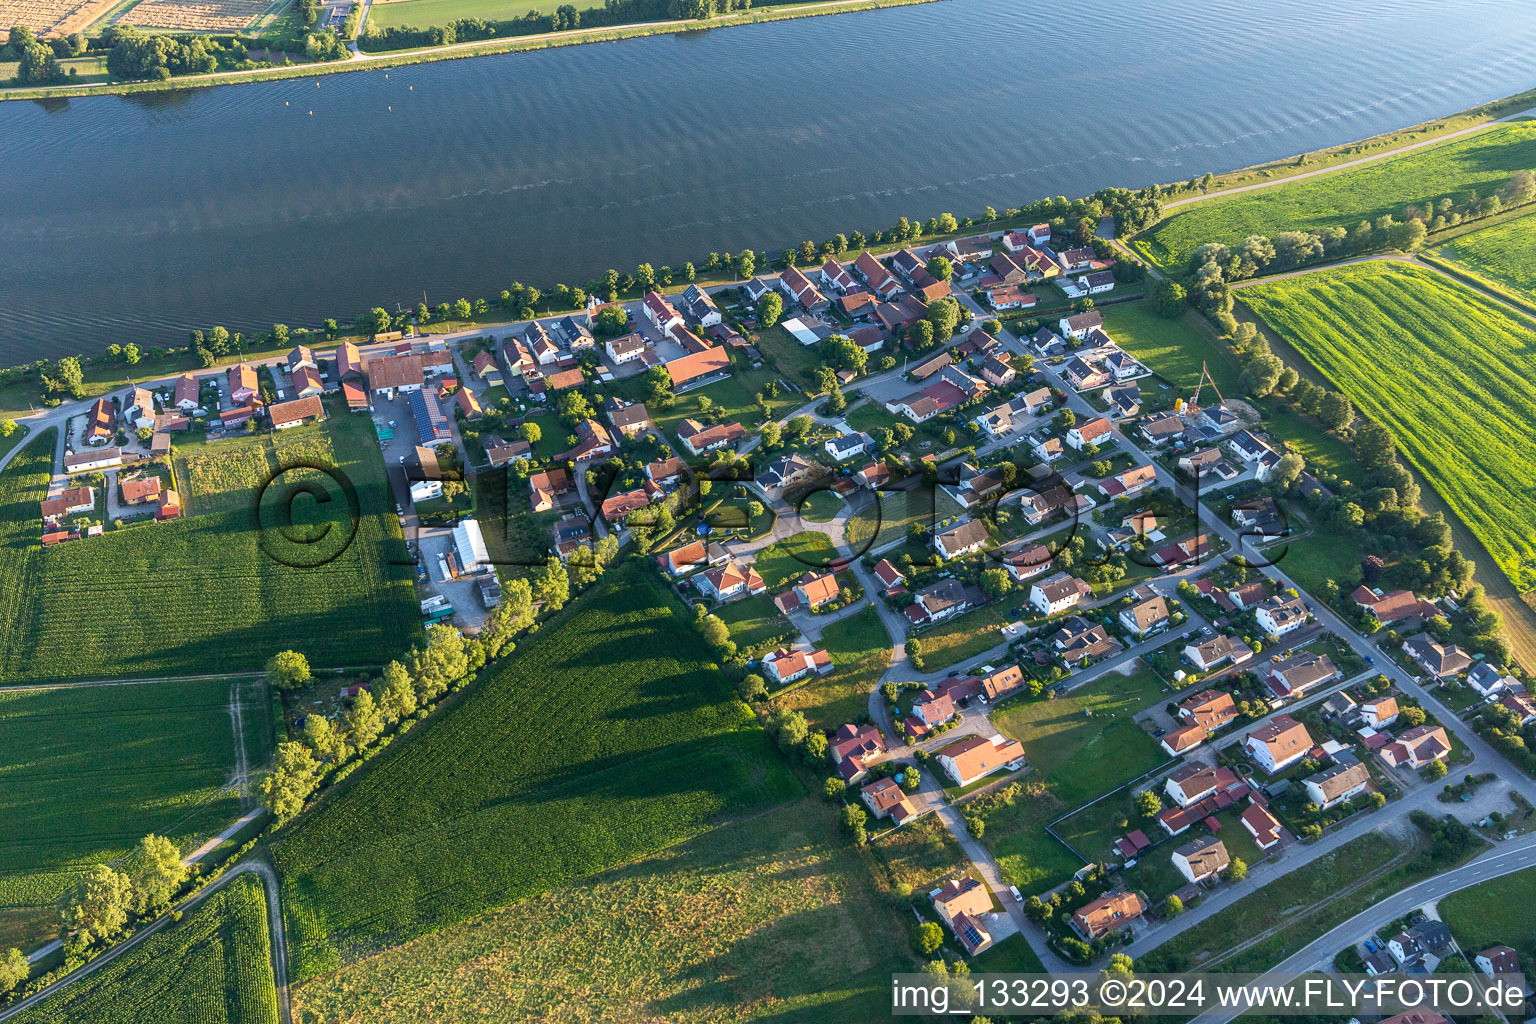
{"left": 1381, "top": 725, "right": 1451, "bottom": 769}
{"left": 931, "top": 877, "right": 995, "bottom": 956}
{"left": 1120, "top": 595, "right": 1171, "bottom": 636}
{"left": 1304, "top": 760, "right": 1371, "bottom": 809}
{"left": 1243, "top": 714, "right": 1313, "bottom": 774}
{"left": 862, "top": 776, "right": 916, "bottom": 824}
{"left": 695, "top": 561, "right": 766, "bottom": 601}
{"left": 1172, "top": 836, "right": 1229, "bottom": 884}
{"left": 933, "top": 518, "right": 990, "bottom": 560}
{"left": 1066, "top": 416, "right": 1112, "bottom": 450}
{"left": 934, "top": 734, "right": 1024, "bottom": 787}
{"left": 904, "top": 579, "right": 984, "bottom": 627}
{"left": 1266, "top": 652, "right": 1339, "bottom": 698}
{"left": 1402, "top": 634, "right": 1473, "bottom": 680}
{"left": 1182, "top": 634, "right": 1252, "bottom": 672}
{"left": 1255, "top": 594, "right": 1309, "bottom": 637}
{"left": 775, "top": 571, "right": 840, "bottom": 614}
{"left": 761, "top": 646, "right": 833, "bottom": 686}
{"left": 1029, "top": 571, "right": 1091, "bottom": 615}
{"left": 1070, "top": 891, "right": 1146, "bottom": 942}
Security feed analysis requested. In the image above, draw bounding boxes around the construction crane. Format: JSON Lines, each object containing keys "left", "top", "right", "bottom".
{"left": 1188, "top": 360, "right": 1226, "bottom": 413}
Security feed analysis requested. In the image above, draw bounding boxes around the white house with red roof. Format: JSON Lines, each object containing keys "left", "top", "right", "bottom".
{"left": 762, "top": 646, "right": 833, "bottom": 686}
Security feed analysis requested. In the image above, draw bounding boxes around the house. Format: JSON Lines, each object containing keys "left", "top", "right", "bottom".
{"left": 1501, "top": 691, "right": 1536, "bottom": 725}
{"left": 778, "top": 266, "right": 829, "bottom": 311}
{"left": 1352, "top": 586, "right": 1438, "bottom": 625}
{"left": 657, "top": 539, "right": 726, "bottom": 576}
{"left": 1029, "top": 571, "right": 1091, "bottom": 615}
{"left": 1106, "top": 384, "right": 1141, "bottom": 419}
{"left": 483, "top": 436, "right": 531, "bottom": 468}
{"left": 775, "top": 571, "right": 840, "bottom": 614}
{"left": 551, "top": 514, "right": 592, "bottom": 560}
{"left": 1019, "top": 482, "right": 1079, "bottom": 527}
{"left": 171, "top": 373, "right": 200, "bottom": 413}
{"left": 641, "top": 290, "right": 683, "bottom": 333}
{"left": 288, "top": 364, "right": 323, "bottom": 398}
{"left": 1182, "top": 635, "right": 1252, "bottom": 672}
{"left": 1139, "top": 412, "right": 1186, "bottom": 446}
{"left": 1475, "top": 946, "right": 1522, "bottom": 977}
{"left": 1467, "top": 662, "right": 1516, "bottom": 698}
{"left": 605, "top": 332, "right": 647, "bottom": 366}
{"left": 335, "top": 341, "right": 364, "bottom": 380}
{"left": 817, "top": 259, "right": 857, "bottom": 295}
{"left": 367, "top": 353, "right": 424, "bottom": 395}
{"left": 933, "top": 518, "right": 990, "bottom": 560}
{"left": 1199, "top": 403, "right": 1241, "bottom": 434}
{"left": 1402, "top": 633, "right": 1473, "bottom": 679}
{"left": 1381, "top": 725, "right": 1451, "bottom": 769}
{"left": 1172, "top": 836, "right": 1229, "bottom": 884}
{"left": 856, "top": 460, "right": 891, "bottom": 490}
{"left": 1226, "top": 580, "right": 1269, "bottom": 610}
{"left": 980, "top": 354, "right": 1017, "bottom": 387}
{"left": 120, "top": 386, "right": 155, "bottom": 432}
{"left": 664, "top": 346, "right": 731, "bottom": 388}
{"left": 1255, "top": 594, "right": 1309, "bottom": 636}
{"left": 1241, "top": 801, "right": 1284, "bottom": 850}
{"left": 745, "top": 275, "right": 775, "bottom": 304}
{"left": 64, "top": 447, "right": 124, "bottom": 473}
{"left": 695, "top": 560, "right": 765, "bottom": 601}
{"left": 1098, "top": 464, "right": 1157, "bottom": 499}
{"left": 824, "top": 432, "right": 872, "bottom": 462}
{"left": 1029, "top": 328, "right": 1068, "bottom": 358}
{"left": 987, "top": 251, "right": 1028, "bottom": 286}
{"left": 1267, "top": 652, "right": 1340, "bottom": 698}
{"left": 891, "top": 247, "right": 929, "bottom": 283}
{"left": 41, "top": 485, "right": 94, "bottom": 524}
{"left": 676, "top": 418, "right": 745, "bottom": 457}
{"left": 1120, "top": 595, "right": 1171, "bottom": 636}
{"left": 1304, "top": 760, "right": 1371, "bottom": 809}
{"left": 761, "top": 646, "right": 833, "bottom": 685}
{"left": 1243, "top": 714, "right": 1313, "bottom": 774}
{"left": 904, "top": 579, "right": 984, "bottom": 627}
{"left": 931, "top": 877, "right": 995, "bottom": 955}
{"left": 679, "top": 284, "right": 722, "bottom": 326}
{"left": 852, "top": 251, "right": 902, "bottom": 299}
{"left": 1002, "top": 542, "right": 1052, "bottom": 583}
{"left": 760, "top": 453, "right": 816, "bottom": 490}
{"left": 455, "top": 387, "right": 483, "bottom": 421}
{"left": 1030, "top": 434, "right": 1065, "bottom": 463}
{"left": 601, "top": 485, "right": 662, "bottom": 524}
{"left": 913, "top": 688, "right": 956, "bottom": 728}
{"left": 987, "top": 284, "right": 1035, "bottom": 311}
{"left": 1387, "top": 921, "right": 1453, "bottom": 970}
{"left": 1058, "top": 311, "right": 1104, "bottom": 339}
{"left": 1360, "top": 697, "right": 1400, "bottom": 729}
{"left": 643, "top": 456, "right": 686, "bottom": 489}
{"left": 1051, "top": 617, "right": 1121, "bottom": 665}
{"left": 269, "top": 395, "right": 325, "bottom": 430}
{"left": 227, "top": 363, "right": 259, "bottom": 405}
{"left": 1066, "top": 416, "right": 1112, "bottom": 450}
{"left": 1179, "top": 690, "right": 1238, "bottom": 734}
{"left": 872, "top": 558, "right": 906, "bottom": 596}
{"left": 528, "top": 467, "right": 574, "bottom": 512}
{"left": 1070, "top": 891, "right": 1146, "bottom": 942}
{"left": 831, "top": 722, "right": 886, "bottom": 781}
{"left": 120, "top": 475, "right": 163, "bottom": 506}
{"left": 157, "top": 489, "right": 181, "bottom": 521}
{"left": 933, "top": 734, "right": 1025, "bottom": 787}
{"left": 1231, "top": 496, "right": 1284, "bottom": 534}
{"left": 1164, "top": 761, "right": 1240, "bottom": 807}
{"left": 1064, "top": 355, "right": 1109, "bottom": 391}
{"left": 861, "top": 776, "right": 916, "bottom": 824}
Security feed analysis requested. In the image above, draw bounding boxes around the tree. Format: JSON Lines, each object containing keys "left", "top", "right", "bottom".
{"left": 758, "top": 289, "right": 783, "bottom": 328}
{"left": 737, "top": 673, "right": 766, "bottom": 701}
{"left": 0, "top": 947, "right": 27, "bottom": 997}
{"left": 1425, "top": 759, "right": 1449, "bottom": 780}
{"left": 1400, "top": 705, "right": 1428, "bottom": 728}
{"left": 786, "top": 414, "right": 814, "bottom": 440}
{"left": 266, "top": 650, "right": 311, "bottom": 691}
{"left": 1502, "top": 169, "right": 1536, "bottom": 206}
{"left": 759, "top": 421, "right": 781, "bottom": 449}
{"left": 737, "top": 250, "right": 755, "bottom": 278}
{"left": 1133, "top": 789, "right": 1162, "bottom": 818}
{"left": 302, "top": 713, "right": 347, "bottom": 763}
{"left": 1226, "top": 857, "right": 1248, "bottom": 882}
{"left": 64, "top": 864, "right": 133, "bottom": 944}
{"left": 122, "top": 343, "right": 141, "bottom": 365}
{"left": 1272, "top": 452, "right": 1304, "bottom": 489}
{"left": 926, "top": 297, "right": 960, "bottom": 339}
{"left": 901, "top": 767, "right": 920, "bottom": 791}
{"left": 823, "top": 777, "right": 846, "bottom": 800}
{"left": 1150, "top": 278, "right": 1187, "bottom": 318}
{"left": 129, "top": 834, "right": 188, "bottom": 914}
{"left": 407, "top": 624, "right": 470, "bottom": 702}
{"left": 357, "top": 307, "right": 391, "bottom": 336}
{"left": 1317, "top": 391, "right": 1354, "bottom": 431}
{"left": 980, "top": 568, "right": 1012, "bottom": 601}
{"left": 261, "top": 741, "right": 320, "bottom": 821}
{"left": 914, "top": 921, "right": 944, "bottom": 955}
{"left": 1165, "top": 893, "right": 1185, "bottom": 916}
{"left": 593, "top": 304, "right": 628, "bottom": 337}
{"left": 926, "top": 255, "right": 953, "bottom": 282}
{"left": 908, "top": 319, "right": 934, "bottom": 349}
{"left": 841, "top": 803, "right": 868, "bottom": 844}
{"left": 346, "top": 689, "right": 384, "bottom": 749}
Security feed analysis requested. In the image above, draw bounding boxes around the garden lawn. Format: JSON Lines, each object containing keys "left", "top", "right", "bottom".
{"left": 751, "top": 324, "right": 828, "bottom": 387}
{"left": 273, "top": 562, "right": 799, "bottom": 980}
{"left": 289, "top": 799, "right": 912, "bottom": 1024}
{"left": 1241, "top": 261, "right": 1536, "bottom": 593}
{"left": 772, "top": 605, "right": 892, "bottom": 730}
{"left": 845, "top": 484, "right": 963, "bottom": 552}
{"left": 1439, "top": 864, "right": 1536, "bottom": 964}
{"left": 754, "top": 530, "right": 838, "bottom": 588}
{"left": 0, "top": 414, "right": 416, "bottom": 683}
{"left": 716, "top": 591, "right": 791, "bottom": 651}
{"left": 991, "top": 666, "right": 1169, "bottom": 808}
{"left": 1430, "top": 209, "right": 1536, "bottom": 302}
{"left": 912, "top": 603, "right": 1008, "bottom": 672}
{"left": 12, "top": 874, "right": 277, "bottom": 1024}
{"left": 0, "top": 677, "right": 265, "bottom": 919}
{"left": 1133, "top": 121, "right": 1536, "bottom": 269}
{"left": 968, "top": 784, "right": 1085, "bottom": 897}
{"left": 798, "top": 490, "right": 843, "bottom": 523}
{"left": 1099, "top": 300, "right": 1243, "bottom": 394}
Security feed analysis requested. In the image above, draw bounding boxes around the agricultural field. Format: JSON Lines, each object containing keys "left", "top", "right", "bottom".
{"left": 273, "top": 562, "right": 800, "bottom": 980}
{"left": 120, "top": 0, "right": 270, "bottom": 31}
{"left": 0, "top": 0, "right": 113, "bottom": 36}
{"left": 0, "top": 677, "right": 264, "bottom": 921}
{"left": 1134, "top": 121, "right": 1536, "bottom": 269}
{"left": 13, "top": 873, "right": 277, "bottom": 1024}
{"left": 366, "top": 0, "right": 553, "bottom": 30}
{"left": 1098, "top": 300, "right": 1243, "bottom": 395}
{"left": 1430, "top": 210, "right": 1536, "bottom": 303}
{"left": 290, "top": 798, "right": 912, "bottom": 1024}
{"left": 1439, "top": 864, "right": 1536, "bottom": 965}
{"left": 0, "top": 413, "right": 417, "bottom": 684}
{"left": 771, "top": 605, "right": 892, "bottom": 730}
{"left": 1241, "top": 261, "right": 1536, "bottom": 593}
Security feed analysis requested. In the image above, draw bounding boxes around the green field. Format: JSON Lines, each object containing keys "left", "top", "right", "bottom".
{"left": 1135, "top": 121, "right": 1536, "bottom": 269}
{"left": 367, "top": 0, "right": 555, "bottom": 29}
{"left": 0, "top": 413, "right": 416, "bottom": 683}
{"left": 290, "top": 798, "right": 911, "bottom": 1024}
{"left": 716, "top": 591, "right": 791, "bottom": 651}
{"left": 1099, "top": 300, "right": 1243, "bottom": 394}
{"left": 0, "top": 678, "right": 264, "bottom": 916}
{"left": 1431, "top": 209, "right": 1536, "bottom": 302}
{"left": 798, "top": 490, "right": 843, "bottom": 523}
{"left": 273, "top": 561, "right": 800, "bottom": 980}
{"left": 991, "top": 666, "right": 1169, "bottom": 809}
{"left": 753, "top": 530, "right": 838, "bottom": 588}
{"left": 845, "top": 485, "right": 963, "bottom": 552}
{"left": 1241, "top": 261, "right": 1536, "bottom": 593}
{"left": 1439, "top": 865, "right": 1536, "bottom": 965}
{"left": 13, "top": 873, "right": 277, "bottom": 1024}
{"left": 772, "top": 605, "right": 892, "bottom": 730}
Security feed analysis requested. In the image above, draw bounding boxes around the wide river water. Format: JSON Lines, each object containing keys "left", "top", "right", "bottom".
{"left": 3, "top": 0, "right": 1536, "bottom": 361}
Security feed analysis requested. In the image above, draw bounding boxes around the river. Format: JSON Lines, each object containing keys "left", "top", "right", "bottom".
{"left": 3, "top": 0, "right": 1536, "bottom": 361}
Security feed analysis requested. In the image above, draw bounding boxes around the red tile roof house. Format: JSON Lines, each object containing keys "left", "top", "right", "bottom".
{"left": 911, "top": 688, "right": 956, "bottom": 730}
{"left": 831, "top": 723, "right": 886, "bottom": 782}
{"left": 1352, "top": 585, "right": 1438, "bottom": 625}
{"left": 931, "top": 877, "right": 995, "bottom": 956}
{"left": 1242, "top": 714, "right": 1314, "bottom": 775}
{"left": 1475, "top": 945, "right": 1522, "bottom": 976}
{"left": 172, "top": 372, "right": 201, "bottom": 411}
{"left": 774, "top": 571, "right": 840, "bottom": 614}
{"left": 600, "top": 485, "right": 663, "bottom": 525}
{"left": 694, "top": 561, "right": 766, "bottom": 601}
{"left": 1070, "top": 891, "right": 1147, "bottom": 942}
{"left": 861, "top": 776, "right": 916, "bottom": 824}
{"left": 120, "top": 475, "right": 164, "bottom": 506}
{"left": 1380, "top": 725, "right": 1451, "bottom": 769}
{"left": 269, "top": 395, "right": 325, "bottom": 430}
{"left": 761, "top": 646, "right": 833, "bottom": 686}
{"left": 933, "top": 734, "right": 1025, "bottom": 787}
{"left": 1240, "top": 800, "right": 1285, "bottom": 850}
{"left": 872, "top": 558, "right": 906, "bottom": 595}
{"left": 1065, "top": 416, "right": 1113, "bottom": 450}
{"left": 1163, "top": 761, "right": 1240, "bottom": 808}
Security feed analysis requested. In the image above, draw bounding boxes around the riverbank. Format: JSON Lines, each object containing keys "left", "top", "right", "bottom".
{"left": 0, "top": 0, "right": 941, "bottom": 102}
